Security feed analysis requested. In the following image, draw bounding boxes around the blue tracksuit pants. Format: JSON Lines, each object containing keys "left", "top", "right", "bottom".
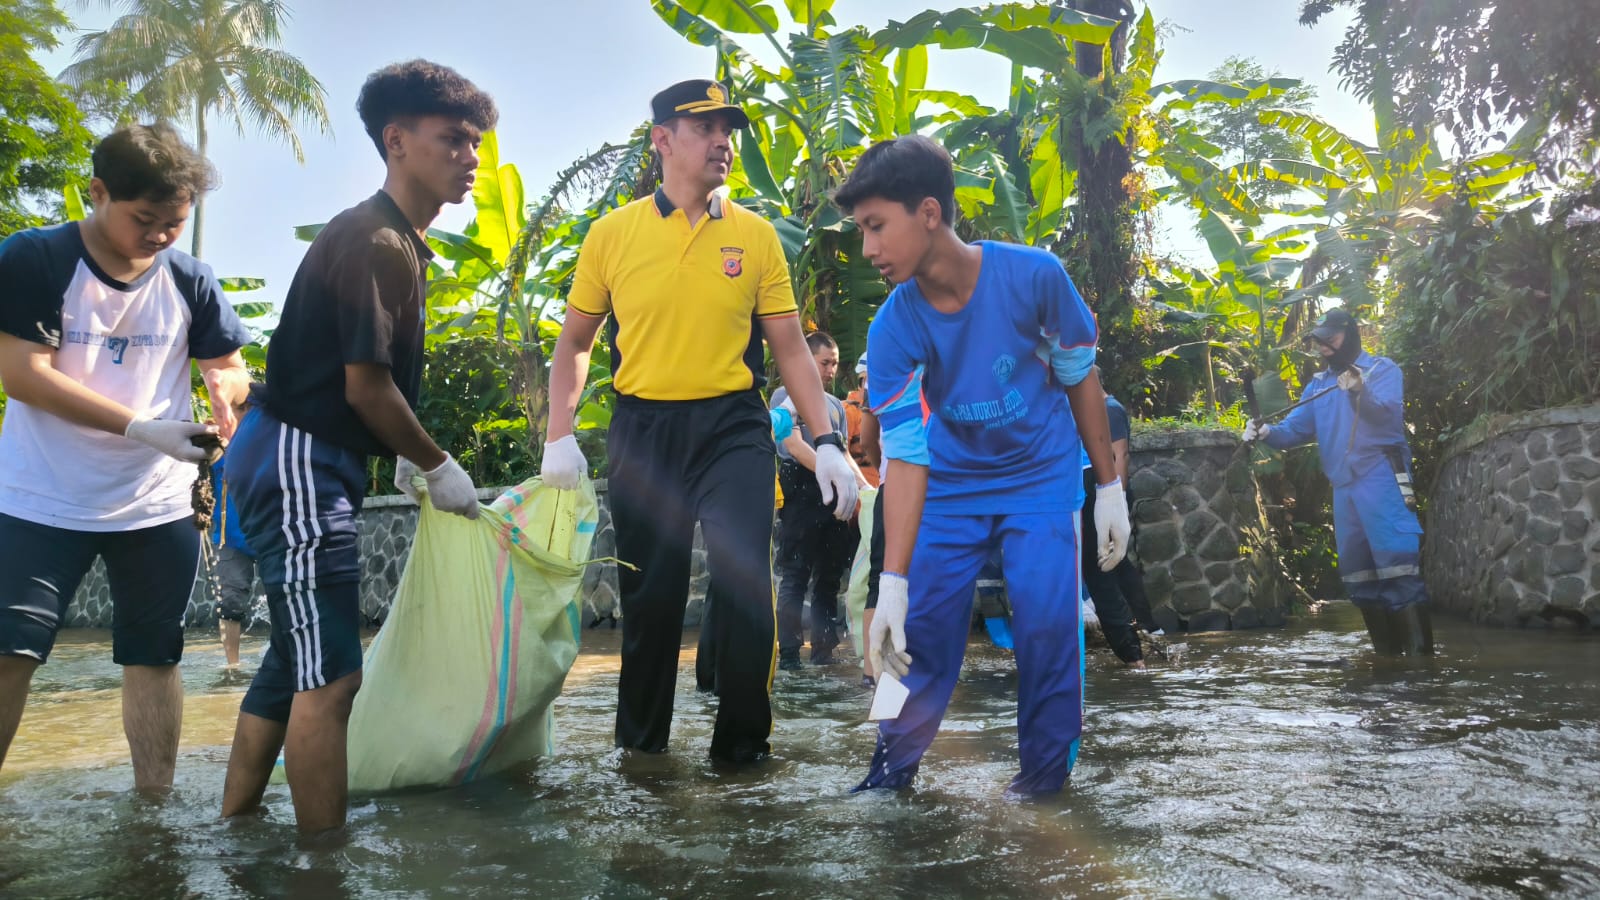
{"left": 855, "top": 510, "right": 1085, "bottom": 796}
{"left": 1333, "top": 467, "right": 1427, "bottom": 611}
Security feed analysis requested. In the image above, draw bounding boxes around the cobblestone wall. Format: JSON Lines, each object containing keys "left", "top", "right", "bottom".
{"left": 1424, "top": 404, "right": 1600, "bottom": 629}
{"left": 68, "top": 433, "right": 1301, "bottom": 635}
{"left": 1127, "top": 430, "right": 1302, "bottom": 632}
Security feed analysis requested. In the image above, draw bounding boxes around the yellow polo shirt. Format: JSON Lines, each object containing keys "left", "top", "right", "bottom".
{"left": 566, "top": 189, "right": 799, "bottom": 400}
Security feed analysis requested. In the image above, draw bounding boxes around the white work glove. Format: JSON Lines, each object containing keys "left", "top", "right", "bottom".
{"left": 1242, "top": 419, "right": 1270, "bottom": 442}
{"left": 421, "top": 453, "right": 480, "bottom": 519}
{"left": 124, "top": 415, "right": 217, "bottom": 463}
{"left": 870, "top": 573, "right": 913, "bottom": 679}
{"left": 1337, "top": 368, "right": 1364, "bottom": 393}
{"left": 1094, "top": 478, "right": 1131, "bottom": 572}
{"left": 394, "top": 456, "right": 421, "bottom": 503}
{"left": 814, "top": 441, "right": 860, "bottom": 519}
{"left": 540, "top": 434, "right": 587, "bottom": 490}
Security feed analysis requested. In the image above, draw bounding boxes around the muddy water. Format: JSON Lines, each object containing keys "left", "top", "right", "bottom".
{"left": 2, "top": 604, "right": 1597, "bottom": 899}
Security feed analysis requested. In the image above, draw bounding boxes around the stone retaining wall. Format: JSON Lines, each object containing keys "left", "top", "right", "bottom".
{"left": 68, "top": 431, "right": 1300, "bottom": 635}
{"left": 1424, "top": 404, "right": 1600, "bottom": 628}
{"left": 1126, "top": 430, "right": 1302, "bottom": 632}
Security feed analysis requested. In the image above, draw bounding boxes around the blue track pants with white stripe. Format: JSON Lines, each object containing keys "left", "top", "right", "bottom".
{"left": 225, "top": 405, "right": 368, "bottom": 720}
{"left": 854, "top": 510, "right": 1085, "bottom": 796}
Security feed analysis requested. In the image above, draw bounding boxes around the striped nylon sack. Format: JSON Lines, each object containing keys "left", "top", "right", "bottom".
{"left": 345, "top": 476, "right": 598, "bottom": 793}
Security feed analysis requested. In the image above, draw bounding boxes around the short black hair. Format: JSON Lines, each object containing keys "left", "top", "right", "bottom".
{"left": 357, "top": 60, "right": 499, "bottom": 159}
{"left": 833, "top": 135, "right": 955, "bottom": 225}
{"left": 805, "top": 332, "right": 837, "bottom": 353}
{"left": 92, "top": 123, "right": 217, "bottom": 203}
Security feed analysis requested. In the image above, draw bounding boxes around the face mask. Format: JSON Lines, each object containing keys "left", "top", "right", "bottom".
{"left": 1325, "top": 320, "right": 1361, "bottom": 371}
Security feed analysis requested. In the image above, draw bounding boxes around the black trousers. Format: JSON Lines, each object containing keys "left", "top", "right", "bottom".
{"left": 865, "top": 479, "right": 887, "bottom": 610}
{"left": 609, "top": 391, "right": 777, "bottom": 762}
{"left": 775, "top": 461, "right": 855, "bottom": 660}
{"left": 1080, "top": 471, "right": 1144, "bottom": 663}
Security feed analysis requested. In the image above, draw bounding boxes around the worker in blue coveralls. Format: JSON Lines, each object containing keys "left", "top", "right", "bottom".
{"left": 1243, "top": 309, "right": 1433, "bottom": 655}
{"left": 835, "top": 135, "right": 1131, "bottom": 796}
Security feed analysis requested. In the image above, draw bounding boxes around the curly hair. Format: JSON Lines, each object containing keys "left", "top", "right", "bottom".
{"left": 832, "top": 134, "right": 955, "bottom": 225}
{"left": 92, "top": 123, "right": 218, "bottom": 203}
{"left": 357, "top": 60, "right": 499, "bottom": 158}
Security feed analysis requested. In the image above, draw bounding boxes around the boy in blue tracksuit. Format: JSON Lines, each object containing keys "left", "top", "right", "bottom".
{"left": 1244, "top": 309, "right": 1432, "bottom": 654}
{"left": 834, "top": 135, "right": 1131, "bottom": 796}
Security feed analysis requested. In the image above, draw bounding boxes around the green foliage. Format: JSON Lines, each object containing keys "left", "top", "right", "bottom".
{"left": 1302, "top": 0, "right": 1600, "bottom": 179}
{"left": 1386, "top": 185, "right": 1600, "bottom": 490}
{"left": 1170, "top": 57, "right": 1317, "bottom": 203}
{"left": 61, "top": 0, "right": 333, "bottom": 256}
{"left": 0, "top": 0, "right": 94, "bottom": 237}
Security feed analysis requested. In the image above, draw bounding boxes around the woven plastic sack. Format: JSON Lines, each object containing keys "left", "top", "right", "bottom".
{"left": 843, "top": 487, "right": 878, "bottom": 659}
{"left": 344, "top": 476, "right": 598, "bottom": 793}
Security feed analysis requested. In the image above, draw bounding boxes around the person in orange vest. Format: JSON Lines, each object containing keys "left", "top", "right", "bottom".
{"left": 844, "top": 353, "right": 880, "bottom": 489}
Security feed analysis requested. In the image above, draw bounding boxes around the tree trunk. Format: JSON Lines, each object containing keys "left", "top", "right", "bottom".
{"left": 192, "top": 99, "right": 206, "bottom": 259}
{"left": 1203, "top": 337, "right": 1218, "bottom": 415}
{"left": 1061, "top": 0, "right": 1146, "bottom": 398}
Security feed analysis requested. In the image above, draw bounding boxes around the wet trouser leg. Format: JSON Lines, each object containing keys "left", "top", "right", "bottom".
{"left": 1116, "top": 558, "right": 1157, "bottom": 632}
{"left": 1333, "top": 471, "right": 1431, "bottom": 655}
{"left": 610, "top": 400, "right": 697, "bottom": 753}
{"left": 855, "top": 511, "right": 1084, "bottom": 794}
{"left": 864, "top": 481, "right": 887, "bottom": 611}
{"left": 1115, "top": 496, "right": 1158, "bottom": 631}
{"left": 774, "top": 507, "right": 818, "bottom": 660}
{"left": 1001, "top": 512, "right": 1085, "bottom": 794}
{"left": 695, "top": 586, "right": 717, "bottom": 693}
{"left": 690, "top": 403, "right": 778, "bottom": 762}
{"left": 855, "top": 513, "right": 991, "bottom": 791}
{"left": 1080, "top": 473, "right": 1141, "bottom": 663}
{"left": 807, "top": 518, "right": 852, "bottom": 660}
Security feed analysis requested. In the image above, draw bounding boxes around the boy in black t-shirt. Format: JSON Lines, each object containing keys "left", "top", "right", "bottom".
{"left": 219, "top": 60, "right": 497, "bottom": 835}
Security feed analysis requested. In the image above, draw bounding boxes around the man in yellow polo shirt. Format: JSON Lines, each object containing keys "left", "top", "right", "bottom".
{"left": 542, "top": 78, "right": 858, "bottom": 765}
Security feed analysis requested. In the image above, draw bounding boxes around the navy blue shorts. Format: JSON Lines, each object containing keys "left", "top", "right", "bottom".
{"left": 240, "top": 580, "right": 364, "bottom": 722}
{"left": 0, "top": 513, "right": 199, "bottom": 666}
{"left": 225, "top": 406, "right": 368, "bottom": 721}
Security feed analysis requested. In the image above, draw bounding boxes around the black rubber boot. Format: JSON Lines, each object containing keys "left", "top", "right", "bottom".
{"left": 1359, "top": 604, "right": 1403, "bottom": 655}
{"left": 1388, "top": 603, "right": 1435, "bottom": 656}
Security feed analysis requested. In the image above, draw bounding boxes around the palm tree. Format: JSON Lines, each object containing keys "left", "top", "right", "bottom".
{"left": 61, "top": 0, "right": 331, "bottom": 257}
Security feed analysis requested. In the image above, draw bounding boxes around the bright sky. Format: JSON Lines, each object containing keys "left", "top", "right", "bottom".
{"left": 40, "top": 0, "right": 1365, "bottom": 307}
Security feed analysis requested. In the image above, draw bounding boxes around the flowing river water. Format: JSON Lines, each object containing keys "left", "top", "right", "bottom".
{"left": 2, "top": 603, "right": 1597, "bottom": 899}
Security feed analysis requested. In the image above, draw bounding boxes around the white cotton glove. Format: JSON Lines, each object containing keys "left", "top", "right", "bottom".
{"left": 394, "top": 456, "right": 421, "bottom": 503}
{"left": 1242, "top": 419, "right": 1270, "bottom": 443}
{"left": 814, "top": 441, "right": 860, "bottom": 519}
{"left": 1337, "top": 367, "right": 1364, "bottom": 393}
{"left": 124, "top": 415, "right": 217, "bottom": 463}
{"left": 540, "top": 434, "right": 587, "bottom": 490}
{"left": 1094, "top": 478, "right": 1131, "bottom": 572}
{"left": 421, "top": 453, "right": 480, "bottom": 519}
{"left": 870, "top": 573, "right": 913, "bottom": 679}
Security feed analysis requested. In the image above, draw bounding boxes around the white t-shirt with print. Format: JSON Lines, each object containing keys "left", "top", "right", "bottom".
{"left": 0, "top": 223, "right": 248, "bottom": 531}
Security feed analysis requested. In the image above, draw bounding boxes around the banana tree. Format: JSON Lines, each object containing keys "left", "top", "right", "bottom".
{"left": 1233, "top": 109, "right": 1537, "bottom": 328}
{"left": 1151, "top": 208, "right": 1316, "bottom": 413}
{"left": 648, "top": 0, "right": 1129, "bottom": 367}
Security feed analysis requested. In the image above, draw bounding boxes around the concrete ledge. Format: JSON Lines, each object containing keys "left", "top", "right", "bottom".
{"left": 1130, "top": 429, "right": 1238, "bottom": 453}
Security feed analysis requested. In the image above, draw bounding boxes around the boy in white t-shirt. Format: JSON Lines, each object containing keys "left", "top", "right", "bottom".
{"left": 0, "top": 123, "right": 252, "bottom": 791}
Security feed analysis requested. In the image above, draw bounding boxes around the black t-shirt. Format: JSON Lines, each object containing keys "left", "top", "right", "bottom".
{"left": 254, "top": 191, "right": 434, "bottom": 456}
